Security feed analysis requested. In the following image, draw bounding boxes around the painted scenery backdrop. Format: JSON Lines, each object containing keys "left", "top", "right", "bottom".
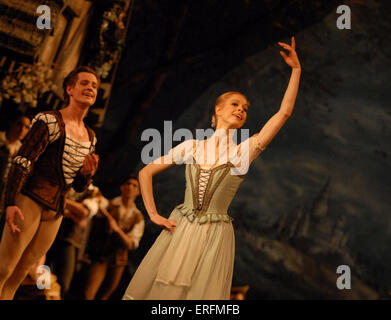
{"left": 96, "top": 0, "right": 391, "bottom": 299}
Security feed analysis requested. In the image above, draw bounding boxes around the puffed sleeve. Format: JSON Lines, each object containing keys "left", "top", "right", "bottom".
{"left": 165, "top": 139, "right": 195, "bottom": 165}
{"left": 4, "top": 113, "right": 59, "bottom": 207}
{"left": 228, "top": 134, "right": 267, "bottom": 176}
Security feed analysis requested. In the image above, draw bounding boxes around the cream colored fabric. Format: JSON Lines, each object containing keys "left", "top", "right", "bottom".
{"left": 166, "top": 131, "right": 265, "bottom": 175}
{"left": 122, "top": 131, "right": 265, "bottom": 300}
{"left": 122, "top": 163, "right": 243, "bottom": 300}
{"left": 62, "top": 136, "right": 91, "bottom": 185}
{"left": 123, "top": 209, "right": 234, "bottom": 300}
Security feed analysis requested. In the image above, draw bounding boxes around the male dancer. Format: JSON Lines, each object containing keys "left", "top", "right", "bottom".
{"left": 0, "top": 66, "right": 100, "bottom": 299}
{"left": 84, "top": 176, "right": 144, "bottom": 300}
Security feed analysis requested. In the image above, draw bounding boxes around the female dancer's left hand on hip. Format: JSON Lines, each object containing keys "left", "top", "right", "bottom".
{"left": 150, "top": 213, "right": 177, "bottom": 233}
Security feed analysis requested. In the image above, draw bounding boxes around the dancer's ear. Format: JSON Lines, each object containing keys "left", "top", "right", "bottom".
{"left": 215, "top": 104, "right": 223, "bottom": 116}
{"left": 67, "top": 85, "right": 73, "bottom": 97}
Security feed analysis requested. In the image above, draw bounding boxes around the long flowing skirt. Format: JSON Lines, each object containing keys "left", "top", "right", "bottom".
{"left": 122, "top": 207, "right": 235, "bottom": 300}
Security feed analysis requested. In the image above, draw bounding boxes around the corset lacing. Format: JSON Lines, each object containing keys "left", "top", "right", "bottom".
{"left": 197, "top": 169, "right": 212, "bottom": 210}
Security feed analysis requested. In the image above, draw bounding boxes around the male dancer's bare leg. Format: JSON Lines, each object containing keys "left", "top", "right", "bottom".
{"left": 0, "top": 194, "right": 42, "bottom": 298}
{"left": 0, "top": 195, "right": 62, "bottom": 299}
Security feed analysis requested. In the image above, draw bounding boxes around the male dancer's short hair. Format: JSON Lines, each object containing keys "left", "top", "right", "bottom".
{"left": 121, "top": 175, "right": 139, "bottom": 186}
{"left": 62, "top": 66, "right": 100, "bottom": 106}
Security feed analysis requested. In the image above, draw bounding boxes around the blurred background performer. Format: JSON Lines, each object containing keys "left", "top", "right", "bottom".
{"left": 83, "top": 176, "right": 144, "bottom": 300}
{"left": 0, "top": 111, "right": 31, "bottom": 219}
{"left": 0, "top": 66, "right": 100, "bottom": 300}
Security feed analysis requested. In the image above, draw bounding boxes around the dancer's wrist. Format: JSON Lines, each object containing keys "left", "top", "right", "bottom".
{"left": 149, "top": 210, "right": 159, "bottom": 217}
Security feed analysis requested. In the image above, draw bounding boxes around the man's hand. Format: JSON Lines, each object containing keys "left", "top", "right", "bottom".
{"left": 98, "top": 204, "right": 121, "bottom": 233}
{"left": 6, "top": 206, "right": 24, "bottom": 233}
{"left": 80, "top": 153, "right": 99, "bottom": 177}
{"left": 108, "top": 216, "right": 121, "bottom": 233}
{"left": 77, "top": 219, "right": 87, "bottom": 229}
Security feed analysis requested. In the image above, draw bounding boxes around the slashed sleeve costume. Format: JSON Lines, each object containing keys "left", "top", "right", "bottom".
{"left": 4, "top": 110, "right": 96, "bottom": 215}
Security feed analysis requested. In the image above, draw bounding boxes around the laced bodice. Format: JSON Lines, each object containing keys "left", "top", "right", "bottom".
{"left": 197, "top": 169, "right": 212, "bottom": 210}
{"left": 169, "top": 133, "right": 266, "bottom": 225}
{"left": 176, "top": 163, "right": 245, "bottom": 224}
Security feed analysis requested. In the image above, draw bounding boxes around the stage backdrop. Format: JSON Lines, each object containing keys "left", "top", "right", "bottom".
{"left": 99, "top": 0, "right": 391, "bottom": 299}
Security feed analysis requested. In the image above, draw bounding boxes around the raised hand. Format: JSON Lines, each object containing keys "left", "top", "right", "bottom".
{"left": 150, "top": 213, "right": 177, "bottom": 233}
{"left": 6, "top": 206, "right": 24, "bottom": 233}
{"left": 278, "top": 36, "right": 301, "bottom": 69}
{"left": 80, "top": 153, "right": 99, "bottom": 177}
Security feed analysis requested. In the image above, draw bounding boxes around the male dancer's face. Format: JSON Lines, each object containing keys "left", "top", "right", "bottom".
{"left": 121, "top": 178, "right": 140, "bottom": 200}
{"left": 67, "top": 72, "right": 98, "bottom": 108}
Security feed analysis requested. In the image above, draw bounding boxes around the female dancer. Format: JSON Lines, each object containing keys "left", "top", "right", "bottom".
{"left": 0, "top": 66, "right": 99, "bottom": 299}
{"left": 123, "top": 37, "right": 301, "bottom": 300}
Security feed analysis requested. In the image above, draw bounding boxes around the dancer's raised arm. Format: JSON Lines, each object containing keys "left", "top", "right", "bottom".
{"left": 251, "top": 36, "right": 301, "bottom": 156}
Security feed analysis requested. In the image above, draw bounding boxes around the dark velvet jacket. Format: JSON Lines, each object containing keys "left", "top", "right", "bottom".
{"left": 4, "top": 110, "right": 96, "bottom": 215}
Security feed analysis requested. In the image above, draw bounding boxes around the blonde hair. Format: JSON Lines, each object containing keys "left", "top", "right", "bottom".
{"left": 211, "top": 91, "right": 250, "bottom": 128}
